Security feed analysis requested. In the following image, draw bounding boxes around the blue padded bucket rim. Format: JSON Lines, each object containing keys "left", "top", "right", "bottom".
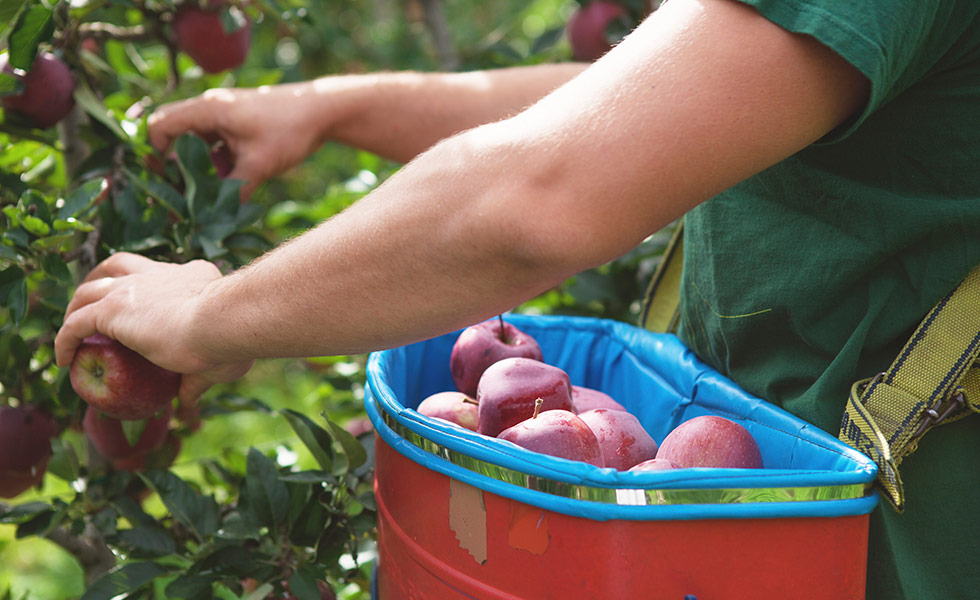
{"left": 366, "top": 314, "right": 879, "bottom": 521}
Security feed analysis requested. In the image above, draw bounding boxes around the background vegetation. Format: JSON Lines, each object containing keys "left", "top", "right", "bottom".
{"left": 0, "top": 0, "right": 667, "bottom": 598}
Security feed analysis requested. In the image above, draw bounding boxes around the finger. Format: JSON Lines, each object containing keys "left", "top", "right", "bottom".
{"left": 147, "top": 97, "right": 220, "bottom": 153}
{"left": 178, "top": 375, "right": 214, "bottom": 407}
{"left": 64, "top": 277, "right": 118, "bottom": 320}
{"left": 55, "top": 304, "right": 101, "bottom": 367}
{"left": 82, "top": 252, "right": 165, "bottom": 283}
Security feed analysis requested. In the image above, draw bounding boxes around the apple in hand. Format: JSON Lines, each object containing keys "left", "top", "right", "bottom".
{"left": 629, "top": 458, "right": 680, "bottom": 472}
{"left": 577, "top": 408, "right": 657, "bottom": 470}
{"left": 70, "top": 333, "right": 180, "bottom": 420}
{"left": 567, "top": 1, "right": 628, "bottom": 62}
{"left": 82, "top": 404, "right": 172, "bottom": 469}
{"left": 498, "top": 401, "right": 604, "bottom": 466}
{"left": 571, "top": 385, "right": 626, "bottom": 413}
{"left": 0, "top": 405, "right": 58, "bottom": 498}
{"left": 173, "top": 2, "right": 251, "bottom": 74}
{"left": 656, "top": 415, "right": 764, "bottom": 469}
{"left": 476, "top": 357, "right": 573, "bottom": 437}
{"left": 417, "top": 391, "right": 479, "bottom": 431}
{"left": 0, "top": 51, "right": 76, "bottom": 129}
{"left": 450, "top": 316, "right": 543, "bottom": 396}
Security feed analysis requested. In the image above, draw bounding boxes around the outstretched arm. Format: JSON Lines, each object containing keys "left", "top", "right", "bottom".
{"left": 148, "top": 63, "right": 588, "bottom": 197}
{"left": 57, "top": 0, "right": 868, "bottom": 403}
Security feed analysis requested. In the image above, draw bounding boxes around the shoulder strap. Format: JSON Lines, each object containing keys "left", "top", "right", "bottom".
{"left": 639, "top": 219, "right": 684, "bottom": 334}
{"left": 839, "top": 265, "right": 980, "bottom": 512}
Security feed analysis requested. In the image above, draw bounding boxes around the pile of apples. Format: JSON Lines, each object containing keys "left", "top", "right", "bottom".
{"left": 418, "top": 317, "right": 764, "bottom": 472}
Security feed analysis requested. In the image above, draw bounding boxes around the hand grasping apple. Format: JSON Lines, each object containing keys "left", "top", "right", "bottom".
{"left": 55, "top": 252, "right": 253, "bottom": 406}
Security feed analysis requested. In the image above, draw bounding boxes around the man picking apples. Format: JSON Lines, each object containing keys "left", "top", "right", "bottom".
{"left": 55, "top": 1, "right": 980, "bottom": 598}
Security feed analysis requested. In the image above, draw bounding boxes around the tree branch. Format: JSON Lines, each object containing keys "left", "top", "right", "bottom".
{"left": 77, "top": 22, "right": 154, "bottom": 43}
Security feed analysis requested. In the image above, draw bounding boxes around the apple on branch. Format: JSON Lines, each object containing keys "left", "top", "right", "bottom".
{"left": 498, "top": 399, "right": 604, "bottom": 466}
{"left": 475, "top": 356, "right": 573, "bottom": 437}
{"left": 417, "top": 391, "right": 479, "bottom": 431}
{"left": 0, "top": 405, "right": 58, "bottom": 498}
{"left": 656, "top": 415, "right": 764, "bottom": 469}
{"left": 577, "top": 408, "right": 658, "bottom": 470}
{"left": 567, "top": 1, "right": 628, "bottom": 62}
{"left": 82, "top": 404, "right": 173, "bottom": 470}
{"left": 0, "top": 51, "right": 76, "bottom": 129}
{"left": 450, "top": 315, "right": 543, "bottom": 396}
{"left": 70, "top": 333, "right": 181, "bottom": 421}
{"left": 172, "top": 2, "right": 252, "bottom": 74}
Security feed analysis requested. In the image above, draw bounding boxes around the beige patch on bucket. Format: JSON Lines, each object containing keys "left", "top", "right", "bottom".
{"left": 507, "top": 503, "right": 550, "bottom": 555}
{"left": 448, "top": 478, "right": 487, "bottom": 564}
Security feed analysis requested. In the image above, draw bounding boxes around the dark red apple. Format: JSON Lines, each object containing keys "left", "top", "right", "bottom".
{"left": 571, "top": 385, "right": 626, "bottom": 413}
{"left": 70, "top": 333, "right": 180, "bottom": 420}
{"left": 417, "top": 391, "right": 479, "bottom": 431}
{"left": 83, "top": 404, "right": 172, "bottom": 468}
{"left": 656, "top": 415, "right": 764, "bottom": 469}
{"left": 0, "top": 51, "right": 76, "bottom": 129}
{"left": 476, "top": 357, "right": 573, "bottom": 437}
{"left": 450, "top": 316, "right": 543, "bottom": 396}
{"left": 577, "top": 408, "right": 657, "bottom": 470}
{"left": 172, "top": 3, "right": 251, "bottom": 74}
{"left": 567, "top": 1, "right": 628, "bottom": 62}
{"left": 628, "top": 457, "right": 680, "bottom": 472}
{"left": 498, "top": 403, "right": 604, "bottom": 466}
{"left": 0, "top": 405, "right": 58, "bottom": 498}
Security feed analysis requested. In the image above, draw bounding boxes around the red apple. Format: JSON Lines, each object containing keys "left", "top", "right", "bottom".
{"left": 450, "top": 316, "right": 543, "bottom": 396}
{"left": 82, "top": 404, "right": 172, "bottom": 468}
{"left": 476, "top": 357, "right": 573, "bottom": 437}
{"left": 656, "top": 415, "right": 764, "bottom": 469}
{"left": 577, "top": 408, "right": 657, "bottom": 470}
{"left": 628, "top": 457, "right": 680, "bottom": 472}
{"left": 417, "top": 391, "right": 479, "bottom": 431}
{"left": 498, "top": 403, "right": 604, "bottom": 466}
{"left": 571, "top": 385, "right": 626, "bottom": 413}
{"left": 0, "top": 51, "right": 76, "bottom": 129}
{"left": 0, "top": 405, "right": 57, "bottom": 498}
{"left": 567, "top": 1, "right": 628, "bottom": 62}
{"left": 173, "top": 3, "right": 251, "bottom": 74}
{"left": 70, "top": 333, "right": 180, "bottom": 420}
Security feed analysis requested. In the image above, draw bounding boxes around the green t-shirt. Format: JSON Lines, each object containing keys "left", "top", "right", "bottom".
{"left": 676, "top": 2, "right": 980, "bottom": 599}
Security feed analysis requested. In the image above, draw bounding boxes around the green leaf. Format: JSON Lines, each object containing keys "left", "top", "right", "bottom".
{"left": 73, "top": 79, "right": 130, "bottom": 141}
{"left": 245, "top": 447, "right": 289, "bottom": 532}
{"left": 40, "top": 252, "right": 72, "bottom": 284}
{"left": 174, "top": 134, "right": 217, "bottom": 221}
{"left": 19, "top": 213, "right": 49, "bottom": 236}
{"left": 6, "top": 3, "right": 53, "bottom": 71}
{"left": 0, "top": 0, "right": 28, "bottom": 42}
{"left": 46, "top": 437, "right": 81, "bottom": 482}
{"left": 287, "top": 567, "right": 321, "bottom": 600}
{"left": 279, "top": 470, "right": 337, "bottom": 484}
{"left": 121, "top": 418, "right": 149, "bottom": 447}
{"left": 0, "top": 501, "right": 50, "bottom": 524}
{"left": 530, "top": 25, "right": 565, "bottom": 55}
{"left": 59, "top": 178, "right": 106, "bottom": 219}
{"left": 81, "top": 561, "right": 169, "bottom": 600}
{"left": 140, "top": 471, "right": 220, "bottom": 538}
{"left": 325, "top": 417, "right": 368, "bottom": 471}
{"left": 280, "top": 409, "right": 336, "bottom": 473}
{"left": 165, "top": 574, "right": 217, "bottom": 600}
{"left": 117, "top": 526, "right": 177, "bottom": 557}
{"left": 5, "top": 275, "right": 26, "bottom": 324}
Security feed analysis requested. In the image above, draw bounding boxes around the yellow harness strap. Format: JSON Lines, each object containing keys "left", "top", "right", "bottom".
{"left": 839, "top": 265, "right": 980, "bottom": 512}
{"left": 639, "top": 219, "right": 684, "bottom": 334}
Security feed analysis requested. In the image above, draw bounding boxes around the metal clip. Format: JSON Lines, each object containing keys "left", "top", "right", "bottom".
{"left": 911, "top": 390, "right": 968, "bottom": 438}
{"left": 859, "top": 371, "right": 887, "bottom": 395}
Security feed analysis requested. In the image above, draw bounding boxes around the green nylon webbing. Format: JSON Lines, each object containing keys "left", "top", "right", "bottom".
{"left": 839, "top": 265, "right": 980, "bottom": 512}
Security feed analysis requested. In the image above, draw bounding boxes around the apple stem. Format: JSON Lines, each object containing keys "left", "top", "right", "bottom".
{"left": 461, "top": 397, "right": 479, "bottom": 406}
{"left": 532, "top": 398, "right": 543, "bottom": 419}
{"left": 496, "top": 314, "right": 510, "bottom": 344}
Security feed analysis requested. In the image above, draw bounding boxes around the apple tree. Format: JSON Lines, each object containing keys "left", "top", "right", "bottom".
{"left": 0, "top": 0, "right": 665, "bottom": 598}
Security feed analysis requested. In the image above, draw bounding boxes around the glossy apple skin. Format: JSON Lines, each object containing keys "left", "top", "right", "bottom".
{"left": 417, "top": 391, "right": 479, "bottom": 431}
{"left": 578, "top": 408, "right": 658, "bottom": 470}
{"left": 567, "top": 0, "right": 627, "bottom": 62}
{"left": 656, "top": 415, "right": 764, "bottom": 469}
{"left": 450, "top": 318, "right": 543, "bottom": 396}
{"left": 83, "top": 404, "right": 172, "bottom": 465}
{"left": 70, "top": 333, "right": 180, "bottom": 420}
{"left": 628, "top": 457, "right": 680, "bottom": 472}
{"left": 0, "top": 52, "right": 76, "bottom": 129}
{"left": 571, "top": 385, "right": 626, "bottom": 413}
{"left": 498, "top": 409, "right": 604, "bottom": 466}
{"left": 0, "top": 405, "right": 57, "bottom": 498}
{"left": 173, "top": 4, "right": 251, "bottom": 73}
{"left": 476, "top": 357, "right": 573, "bottom": 437}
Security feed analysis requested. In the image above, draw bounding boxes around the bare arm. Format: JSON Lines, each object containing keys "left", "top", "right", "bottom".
{"left": 148, "top": 63, "right": 587, "bottom": 196}
{"left": 57, "top": 0, "right": 868, "bottom": 402}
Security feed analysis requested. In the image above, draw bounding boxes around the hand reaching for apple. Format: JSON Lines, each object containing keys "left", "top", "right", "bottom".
{"left": 54, "top": 252, "right": 253, "bottom": 405}
{"left": 148, "top": 85, "right": 328, "bottom": 198}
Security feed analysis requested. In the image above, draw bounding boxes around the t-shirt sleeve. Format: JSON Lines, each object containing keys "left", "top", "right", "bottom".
{"left": 731, "top": 0, "right": 980, "bottom": 140}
